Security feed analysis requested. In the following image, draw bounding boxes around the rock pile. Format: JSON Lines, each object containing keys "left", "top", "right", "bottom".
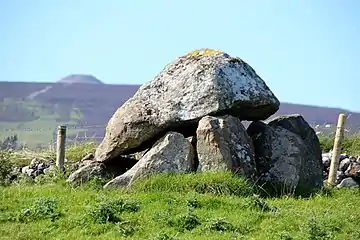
{"left": 9, "top": 158, "right": 52, "bottom": 180}
{"left": 8, "top": 153, "right": 97, "bottom": 182}
{"left": 67, "top": 48, "right": 324, "bottom": 195}
{"left": 322, "top": 152, "right": 360, "bottom": 188}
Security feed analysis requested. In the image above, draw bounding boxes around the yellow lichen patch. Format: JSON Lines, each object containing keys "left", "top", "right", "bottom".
{"left": 187, "top": 48, "right": 224, "bottom": 57}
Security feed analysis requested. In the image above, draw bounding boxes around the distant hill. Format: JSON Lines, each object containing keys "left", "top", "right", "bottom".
{"left": 57, "top": 74, "right": 103, "bottom": 84}
{"left": 0, "top": 78, "right": 358, "bottom": 149}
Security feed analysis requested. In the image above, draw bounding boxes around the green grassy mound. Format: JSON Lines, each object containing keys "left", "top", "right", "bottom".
{"left": 1, "top": 173, "right": 360, "bottom": 240}
{"left": 1, "top": 135, "right": 360, "bottom": 239}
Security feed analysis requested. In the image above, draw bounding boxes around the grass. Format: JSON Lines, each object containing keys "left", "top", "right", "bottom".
{"left": 1, "top": 135, "right": 360, "bottom": 239}
{"left": 0, "top": 98, "right": 86, "bottom": 149}
{"left": 1, "top": 173, "right": 360, "bottom": 240}
{"left": 318, "top": 134, "right": 360, "bottom": 155}
{"left": 0, "top": 141, "right": 96, "bottom": 168}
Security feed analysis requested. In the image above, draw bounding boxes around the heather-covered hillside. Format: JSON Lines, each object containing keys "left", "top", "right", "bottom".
{"left": 0, "top": 78, "right": 358, "bottom": 148}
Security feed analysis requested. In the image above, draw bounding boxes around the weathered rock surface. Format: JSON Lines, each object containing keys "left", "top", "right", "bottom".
{"left": 14, "top": 158, "right": 51, "bottom": 179}
{"left": 66, "top": 162, "right": 106, "bottom": 187}
{"left": 196, "top": 115, "right": 257, "bottom": 180}
{"left": 348, "top": 164, "right": 360, "bottom": 181}
{"left": 95, "top": 49, "right": 280, "bottom": 163}
{"left": 267, "top": 114, "right": 323, "bottom": 192}
{"left": 339, "top": 158, "right": 351, "bottom": 172}
{"left": 247, "top": 116, "right": 323, "bottom": 195}
{"left": 337, "top": 177, "right": 359, "bottom": 188}
{"left": 322, "top": 151, "right": 360, "bottom": 187}
{"left": 104, "top": 132, "right": 195, "bottom": 188}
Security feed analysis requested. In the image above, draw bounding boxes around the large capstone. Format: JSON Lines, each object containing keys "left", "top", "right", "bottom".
{"left": 96, "top": 49, "right": 279, "bottom": 162}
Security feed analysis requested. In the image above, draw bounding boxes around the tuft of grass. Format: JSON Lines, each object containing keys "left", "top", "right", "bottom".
{"left": 85, "top": 198, "right": 140, "bottom": 224}
{"left": 131, "top": 171, "right": 255, "bottom": 197}
{"left": 171, "top": 207, "right": 201, "bottom": 232}
{"left": 305, "top": 216, "right": 333, "bottom": 240}
{"left": 0, "top": 150, "right": 13, "bottom": 185}
{"left": 318, "top": 134, "right": 360, "bottom": 155}
{"left": 65, "top": 141, "right": 97, "bottom": 163}
{"left": 3, "top": 141, "right": 96, "bottom": 169}
{"left": 204, "top": 217, "right": 235, "bottom": 232}
{"left": 1, "top": 197, "right": 62, "bottom": 223}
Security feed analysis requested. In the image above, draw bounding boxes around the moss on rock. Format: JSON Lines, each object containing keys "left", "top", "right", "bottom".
{"left": 187, "top": 48, "right": 224, "bottom": 57}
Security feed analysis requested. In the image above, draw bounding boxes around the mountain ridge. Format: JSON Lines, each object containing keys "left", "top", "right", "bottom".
{"left": 0, "top": 80, "right": 358, "bottom": 149}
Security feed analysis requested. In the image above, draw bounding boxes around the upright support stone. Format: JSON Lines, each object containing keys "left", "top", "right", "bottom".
{"left": 56, "top": 125, "right": 67, "bottom": 172}
{"left": 327, "top": 114, "right": 346, "bottom": 186}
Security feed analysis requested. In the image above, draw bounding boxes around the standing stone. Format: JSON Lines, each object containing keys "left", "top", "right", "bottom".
{"left": 104, "top": 132, "right": 195, "bottom": 188}
{"left": 247, "top": 118, "right": 323, "bottom": 195}
{"left": 267, "top": 114, "right": 323, "bottom": 193}
{"left": 95, "top": 49, "right": 279, "bottom": 163}
{"left": 196, "top": 115, "right": 257, "bottom": 180}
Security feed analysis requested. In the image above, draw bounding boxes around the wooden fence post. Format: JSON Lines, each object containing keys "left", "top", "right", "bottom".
{"left": 327, "top": 113, "right": 346, "bottom": 186}
{"left": 56, "top": 125, "right": 66, "bottom": 172}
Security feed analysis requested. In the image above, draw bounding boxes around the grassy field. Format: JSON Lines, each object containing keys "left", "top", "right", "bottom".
{"left": 1, "top": 173, "right": 360, "bottom": 240}
{"left": 0, "top": 98, "right": 86, "bottom": 149}
{"left": 318, "top": 134, "right": 360, "bottom": 155}
{"left": 1, "top": 134, "right": 360, "bottom": 239}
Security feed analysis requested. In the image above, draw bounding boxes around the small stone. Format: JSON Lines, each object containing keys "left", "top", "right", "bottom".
{"left": 23, "top": 209, "right": 30, "bottom": 216}
{"left": 323, "top": 171, "right": 328, "bottom": 180}
{"left": 337, "top": 177, "right": 359, "bottom": 188}
{"left": 21, "top": 166, "right": 30, "bottom": 174}
{"left": 336, "top": 171, "right": 345, "bottom": 184}
{"left": 322, "top": 155, "right": 331, "bottom": 168}
{"left": 348, "top": 164, "right": 360, "bottom": 181}
{"left": 30, "top": 158, "right": 40, "bottom": 168}
{"left": 340, "top": 153, "right": 349, "bottom": 161}
{"left": 32, "top": 170, "right": 42, "bottom": 177}
{"left": 37, "top": 162, "right": 49, "bottom": 171}
{"left": 81, "top": 153, "right": 94, "bottom": 161}
{"left": 25, "top": 168, "right": 35, "bottom": 177}
{"left": 339, "top": 158, "right": 351, "bottom": 172}
{"left": 67, "top": 163, "right": 106, "bottom": 187}
{"left": 349, "top": 156, "right": 356, "bottom": 162}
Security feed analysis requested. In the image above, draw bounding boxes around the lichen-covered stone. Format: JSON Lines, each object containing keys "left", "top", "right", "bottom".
{"left": 66, "top": 162, "right": 105, "bottom": 187}
{"left": 95, "top": 49, "right": 279, "bottom": 162}
{"left": 103, "top": 132, "right": 195, "bottom": 188}
{"left": 196, "top": 115, "right": 257, "bottom": 180}
{"left": 247, "top": 117, "right": 323, "bottom": 195}
{"left": 267, "top": 114, "right": 323, "bottom": 192}
{"left": 337, "top": 177, "right": 359, "bottom": 188}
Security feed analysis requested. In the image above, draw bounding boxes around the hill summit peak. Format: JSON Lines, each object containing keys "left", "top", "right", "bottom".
{"left": 57, "top": 74, "right": 103, "bottom": 84}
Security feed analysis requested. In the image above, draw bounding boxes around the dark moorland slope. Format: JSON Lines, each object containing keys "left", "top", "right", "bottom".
{"left": 0, "top": 77, "right": 358, "bottom": 148}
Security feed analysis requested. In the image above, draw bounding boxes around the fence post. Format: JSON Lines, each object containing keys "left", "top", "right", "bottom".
{"left": 56, "top": 125, "right": 67, "bottom": 172}
{"left": 327, "top": 113, "right": 346, "bottom": 186}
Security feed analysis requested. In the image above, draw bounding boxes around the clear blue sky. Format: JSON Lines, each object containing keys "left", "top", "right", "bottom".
{"left": 1, "top": 0, "right": 359, "bottom": 111}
